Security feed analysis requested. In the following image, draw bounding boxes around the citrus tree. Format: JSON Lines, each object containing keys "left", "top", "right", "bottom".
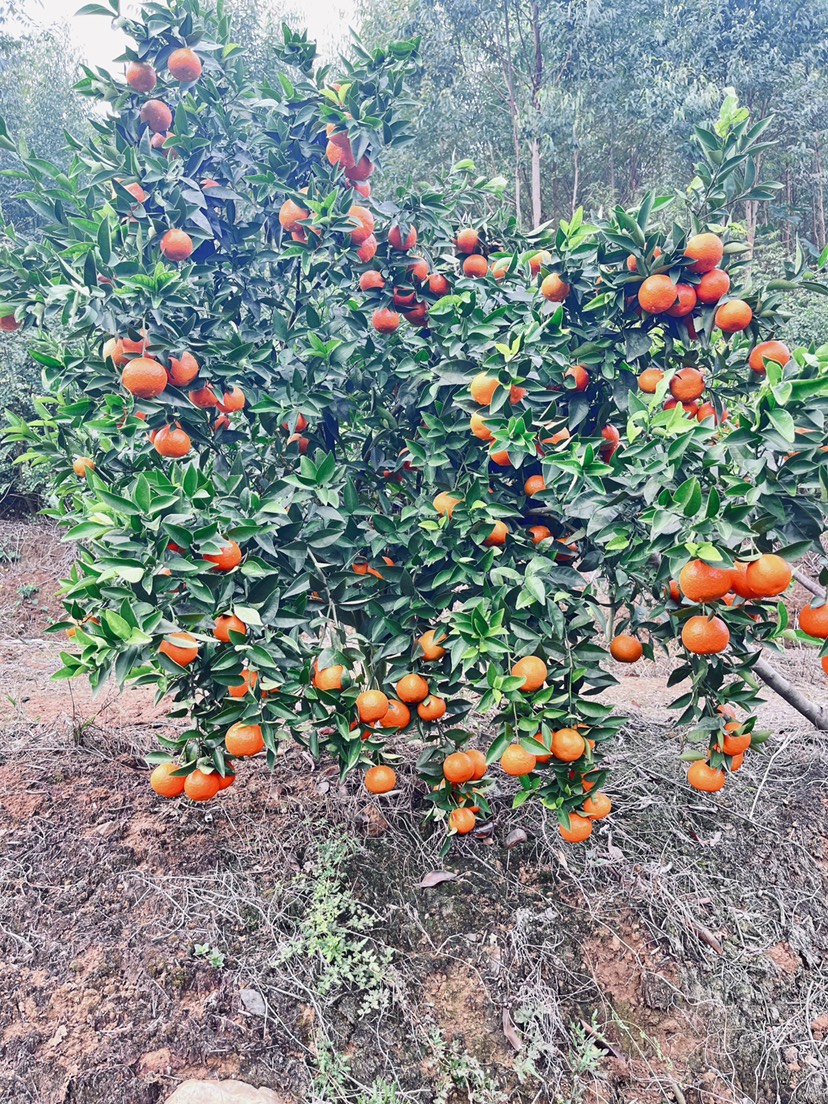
{"left": 3, "top": 0, "right": 828, "bottom": 847}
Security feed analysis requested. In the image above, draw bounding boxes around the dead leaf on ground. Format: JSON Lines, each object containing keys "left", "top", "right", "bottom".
{"left": 418, "top": 870, "right": 458, "bottom": 888}
{"left": 502, "top": 1007, "right": 522, "bottom": 1051}
{"left": 505, "top": 828, "right": 527, "bottom": 849}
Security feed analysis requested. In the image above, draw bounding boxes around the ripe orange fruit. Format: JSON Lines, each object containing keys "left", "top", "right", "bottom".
{"left": 225, "top": 722, "right": 264, "bottom": 757}
{"left": 524, "top": 475, "right": 546, "bottom": 496}
{"left": 583, "top": 792, "right": 612, "bottom": 819}
{"left": 150, "top": 130, "right": 177, "bottom": 157}
{"left": 564, "top": 364, "right": 589, "bottom": 391}
{"left": 0, "top": 313, "right": 20, "bottom": 332}
{"left": 428, "top": 273, "right": 450, "bottom": 295}
{"left": 216, "top": 770, "right": 236, "bottom": 791}
{"left": 365, "top": 765, "right": 397, "bottom": 794}
{"left": 168, "top": 351, "right": 199, "bottom": 386}
{"left": 122, "top": 357, "right": 167, "bottom": 398}
{"left": 279, "top": 198, "right": 309, "bottom": 232}
{"left": 184, "top": 769, "right": 221, "bottom": 802}
{"left": 511, "top": 655, "right": 547, "bottom": 692}
{"left": 153, "top": 425, "right": 191, "bottom": 458}
{"left": 483, "top": 520, "right": 508, "bottom": 547}
{"left": 228, "top": 668, "right": 258, "bottom": 698}
{"left": 678, "top": 560, "right": 732, "bottom": 602}
{"left": 696, "top": 401, "right": 728, "bottom": 425}
{"left": 380, "top": 699, "right": 411, "bottom": 729}
{"left": 469, "top": 413, "right": 493, "bottom": 441}
{"left": 609, "top": 634, "right": 643, "bottom": 663}
{"left": 669, "top": 367, "right": 705, "bottom": 401}
{"left": 356, "top": 235, "right": 377, "bottom": 263}
{"left": 716, "top": 299, "right": 752, "bottom": 333}
{"left": 529, "top": 525, "right": 551, "bottom": 544}
{"left": 799, "top": 603, "right": 828, "bottom": 639}
{"left": 552, "top": 727, "right": 586, "bottom": 761}
{"left": 462, "top": 254, "right": 488, "bottom": 278}
{"left": 126, "top": 60, "right": 157, "bottom": 92}
{"left": 821, "top": 655, "right": 828, "bottom": 676}
{"left": 219, "top": 386, "right": 245, "bottom": 413}
{"left": 213, "top": 613, "right": 247, "bottom": 642}
{"left": 417, "top": 629, "right": 447, "bottom": 660}
{"left": 159, "top": 631, "right": 199, "bottom": 666}
{"left": 417, "top": 695, "right": 447, "bottom": 722}
{"left": 638, "top": 274, "right": 678, "bottom": 313}
{"left": 687, "top": 759, "right": 725, "bottom": 792}
{"left": 150, "top": 761, "right": 186, "bottom": 797}
{"left": 528, "top": 250, "right": 552, "bottom": 274}
{"left": 313, "top": 663, "right": 344, "bottom": 690}
{"left": 388, "top": 224, "right": 417, "bottom": 250}
{"left": 443, "top": 751, "right": 474, "bottom": 784}
{"left": 433, "top": 491, "right": 461, "bottom": 518}
{"left": 204, "top": 540, "right": 242, "bottom": 572}
{"left": 360, "top": 271, "right": 385, "bottom": 292}
{"left": 489, "top": 448, "right": 511, "bottom": 467}
{"left": 449, "top": 807, "right": 476, "bottom": 834}
{"left": 729, "top": 561, "right": 756, "bottom": 599}
{"left": 749, "top": 340, "right": 790, "bottom": 374}
{"left": 202, "top": 179, "right": 220, "bottom": 190}
{"left": 189, "top": 383, "right": 219, "bottom": 408}
{"left": 372, "top": 308, "right": 400, "bottom": 333}
{"left": 638, "top": 367, "right": 664, "bottom": 393}
{"left": 541, "top": 273, "right": 570, "bottom": 302}
{"left": 139, "top": 99, "right": 172, "bottom": 133}
{"left": 396, "top": 673, "right": 429, "bottom": 703}
{"left": 464, "top": 748, "right": 488, "bottom": 780}
{"left": 160, "top": 229, "right": 194, "bottom": 262}
{"left": 681, "top": 615, "right": 730, "bottom": 654}
{"left": 354, "top": 690, "right": 387, "bottom": 724}
{"left": 685, "top": 232, "right": 723, "bottom": 274}
{"left": 470, "top": 373, "right": 499, "bottom": 405}
{"left": 348, "top": 204, "right": 375, "bottom": 245}
{"left": 72, "top": 456, "right": 94, "bottom": 478}
{"left": 599, "top": 424, "right": 621, "bottom": 460}
{"left": 720, "top": 722, "right": 751, "bottom": 756}
{"left": 500, "top": 744, "right": 536, "bottom": 776}
{"left": 456, "top": 227, "right": 479, "bottom": 253}
{"left": 666, "top": 283, "right": 697, "bottom": 317}
{"left": 168, "top": 47, "right": 202, "bottom": 82}
{"left": 745, "top": 554, "right": 791, "bottom": 598}
{"left": 559, "top": 814, "right": 593, "bottom": 843}
{"left": 695, "top": 268, "right": 730, "bottom": 304}
{"left": 730, "top": 752, "right": 745, "bottom": 771}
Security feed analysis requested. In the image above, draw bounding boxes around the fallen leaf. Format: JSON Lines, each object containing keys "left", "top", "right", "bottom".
{"left": 418, "top": 870, "right": 458, "bottom": 888}
{"left": 239, "top": 988, "right": 267, "bottom": 1016}
{"left": 505, "top": 828, "right": 527, "bottom": 849}
{"left": 502, "top": 1007, "right": 522, "bottom": 1051}
{"left": 687, "top": 921, "right": 723, "bottom": 955}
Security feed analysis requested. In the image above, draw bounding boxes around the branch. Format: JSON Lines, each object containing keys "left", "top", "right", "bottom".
{"left": 753, "top": 655, "right": 828, "bottom": 730}
{"left": 793, "top": 568, "right": 826, "bottom": 599}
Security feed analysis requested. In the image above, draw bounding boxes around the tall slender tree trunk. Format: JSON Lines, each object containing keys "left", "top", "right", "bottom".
{"left": 502, "top": 0, "right": 523, "bottom": 227}
{"left": 785, "top": 166, "right": 792, "bottom": 254}
{"left": 816, "top": 148, "right": 826, "bottom": 245}
{"left": 529, "top": 0, "right": 543, "bottom": 226}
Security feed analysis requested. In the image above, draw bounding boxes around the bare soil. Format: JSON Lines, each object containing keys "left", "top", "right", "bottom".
{"left": 1, "top": 520, "right": 827, "bottom": 1104}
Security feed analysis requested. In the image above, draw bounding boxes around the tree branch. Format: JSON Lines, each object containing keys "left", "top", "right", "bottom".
{"left": 753, "top": 655, "right": 828, "bottom": 730}
{"left": 793, "top": 568, "right": 826, "bottom": 599}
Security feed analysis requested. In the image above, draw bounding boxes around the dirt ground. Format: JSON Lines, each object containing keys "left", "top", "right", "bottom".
{"left": 1, "top": 519, "right": 827, "bottom": 1104}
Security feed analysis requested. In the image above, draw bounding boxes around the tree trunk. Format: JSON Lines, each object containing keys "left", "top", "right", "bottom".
{"left": 530, "top": 139, "right": 542, "bottom": 227}
{"left": 529, "top": 0, "right": 543, "bottom": 226}
{"left": 785, "top": 166, "right": 792, "bottom": 254}
{"left": 816, "top": 147, "right": 826, "bottom": 246}
{"left": 754, "top": 656, "right": 828, "bottom": 730}
{"left": 502, "top": 0, "right": 523, "bottom": 227}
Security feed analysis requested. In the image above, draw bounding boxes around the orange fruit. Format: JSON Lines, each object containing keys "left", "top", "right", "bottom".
{"left": 822, "top": 655, "right": 828, "bottom": 676}
{"left": 715, "top": 299, "right": 752, "bottom": 333}
{"left": 433, "top": 491, "right": 461, "bottom": 518}
{"left": 159, "top": 632, "right": 199, "bottom": 666}
{"left": 189, "top": 383, "right": 219, "bottom": 408}
{"left": 417, "top": 629, "right": 447, "bottom": 660}
{"left": 417, "top": 695, "right": 447, "bottom": 722}
{"left": 396, "top": 673, "right": 429, "bottom": 703}
{"left": 681, "top": 615, "right": 730, "bottom": 654}
{"left": 564, "top": 364, "right": 589, "bottom": 391}
{"left": 160, "top": 229, "right": 194, "bottom": 262}
{"left": 666, "top": 282, "right": 697, "bottom": 317}
{"left": 552, "top": 727, "right": 586, "bottom": 762}
{"left": 443, "top": 751, "right": 474, "bottom": 784}
{"left": 696, "top": 402, "right": 728, "bottom": 425}
{"left": 356, "top": 235, "right": 377, "bottom": 263}
{"left": 470, "top": 413, "right": 493, "bottom": 441}
{"left": 511, "top": 655, "right": 547, "bottom": 692}
{"left": 372, "top": 308, "right": 400, "bottom": 333}
{"left": 669, "top": 367, "right": 705, "bottom": 402}
{"left": 470, "top": 373, "right": 499, "bottom": 405}
{"left": 167, "top": 47, "right": 202, "bottom": 82}
{"left": 139, "top": 98, "right": 172, "bottom": 133}
{"left": 455, "top": 227, "right": 479, "bottom": 253}
{"left": 150, "top": 761, "right": 186, "bottom": 797}
{"left": 365, "top": 765, "right": 397, "bottom": 793}
{"left": 357, "top": 690, "right": 390, "bottom": 723}
{"left": 489, "top": 448, "right": 511, "bottom": 467}
{"left": 388, "top": 224, "right": 417, "bottom": 250}
{"left": 749, "top": 340, "right": 790, "bottom": 374}
{"left": 72, "top": 456, "right": 94, "bottom": 478}
{"left": 126, "top": 60, "right": 157, "bottom": 92}
{"left": 583, "top": 792, "right": 612, "bottom": 819}
{"left": 153, "top": 425, "right": 191, "bottom": 458}
{"left": 529, "top": 525, "right": 551, "bottom": 544}
{"left": 524, "top": 475, "right": 546, "bottom": 496}
{"left": 348, "top": 204, "right": 375, "bottom": 245}
{"left": 464, "top": 748, "right": 488, "bottom": 781}
{"left": 220, "top": 386, "right": 245, "bottom": 412}
{"left": 428, "top": 273, "right": 450, "bottom": 295}
{"left": 729, "top": 560, "right": 756, "bottom": 599}
{"left": 380, "top": 699, "right": 411, "bottom": 729}
{"left": 609, "top": 634, "right": 643, "bottom": 663}
{"left": 184, "top": 769, "right": 221, "bottom": 802}
{"left": 228, "top": 668, "right": 258, "bottom": 698}
{"left": 483, "top": 520, "right": 508, "bottom": 547}
{"left": 313, "top": 663, "right": 344, "bottom": 690}
{"left": 638, "top": 274, "right": 678, "bottom": 313}
{"left": 720, "top": 721, "right": 751, "bottom": 756}
{"left": 599, "top": 424, "right": 621, "bottom": 460}
{"left": 360, "top": 270, "right": 385, "bottom": 292}
{"left": 463, "top": 254, "right": 489, "bottom": 278}
{"left": 730, "top": 752, "right": 745, "bottom": 772}
{"left": 279, "top": 197, "right": 309, "bottom": 231}
{"left": 679, "top": 560, "right": 732, "bottom": 602}
{"left": 225, "top": 722, "right": 264, "bottom": 757}
{"left": 638, "top": 367, "right": 664, "bottom": 393}
{"left": 695, "top": 268, "right": 730, "bottom": 304}
{"left": 500, "top": 744, "right": 537, "bottom": 776}
{"left": 541, "top": 273, "right": 570, "bottom": 302}
{"left": 799, "top": 603, "right": 828, "bottom": 639}
{"left": 528, "top": 250, "right": 551, "bottom": 275}
{"left": 122, "top": 357, "right": 167, "bottom": 398}
{"left": 448, "top": 807, "right": 476, "bottom": 834}
{"left": 213, "top": 613, "right": 247, "bottom": 642}
{"left": 216, "top": 769, "right": 236, "bottom": 791}
{"left": 559, "top": 814, "right": 593, "bottom": 843}
{"left": 685, "top": 232, "right": 723, "bottom": 274}
{"left": 167, "top": 351, "right": 200, "bottom": 386}
{"left": 745, "top": 554, "right": 791, "bottom": 598}
{"left": 203, "top": 540, "right": 242, "bottom": 572}
{"left": 687, "top": 760, "right": 725, "bottom": 792}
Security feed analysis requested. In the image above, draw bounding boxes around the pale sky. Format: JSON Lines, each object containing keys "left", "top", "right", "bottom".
{"left": 6, "top": 0, "right": 350, "bottom": 66}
